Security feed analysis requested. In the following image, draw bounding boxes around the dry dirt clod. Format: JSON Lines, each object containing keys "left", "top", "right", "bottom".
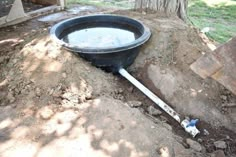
{"left": 197, "top": 138, "right": 203, "bottom": 143}
{"left": 148, "top": 106, "right": 162, "bottom": 116}
{"left": 127, "top": 86, "right": 134, "bottom": 93}
{"left": 62, "top": 72, "right": 67, "bottom": 78}
{"left": 225, "top": 135, "right": 231, "bottom": 140}
{"left": 127, "top": 101, "right": 142, "bottom": 108}
{"left": 203, "top": 129, "right": 210, "bottom": 136}
{"left": 223, "top": 103, "right": 236, "bottom": 108}
{"left": 162, "top": 123, "right": 172, "bottom": 131}
{"left": 7, "top": 92, "right": 15, "bottom": 103}
{"left": 117, "top": 95, "right": 124, "bottom": 100}
{"left": 161, "top": 70, "right": 166, "bottom": 74}
{"left": 38, "top": 106, "right": 54, "bottom": 120}
{"left": 11, "top": 103, "right": 17, "bottom": 108}
{"left": 62, "top": 92, "right": 79, "bottom": 104}
{"left": 0, "top": 102, "right": 7, "bottom": 106}
{"left": 214, "top": 141, "right": 227, "bottom": 149}
{"left": 48, "top": 88, "right": 54, "bottom": 95}
{"left": 158, "top": 147, "right": 171, "bottom": 157}
{"left": 186, "top": 138, "right": 202, "bottom": 152}
{"left": 0, "top": 56, "right": 5, "bottom": 63}
{"left": 35, "top": 87, "right": 41, "bottom": 97}
{"left": 116, "top": 88, "right": 124, "bottom": 94}
{"left": 220, "top": 95, "right": 227, "bottom": 101}
{"left": 210, "top": 150, "right": 226, "bottom": 157}
{"left": 160, "top": 115, "right": 168, "bottom": 122}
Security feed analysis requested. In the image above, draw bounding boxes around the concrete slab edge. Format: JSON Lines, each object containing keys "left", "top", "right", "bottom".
{"left": 0, "top": 5, "right": 62, "bottom": 28}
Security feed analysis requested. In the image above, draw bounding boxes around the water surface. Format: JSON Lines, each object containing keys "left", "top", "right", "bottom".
{"left": 62, "top": 27, "right": 139, "bottom": 48}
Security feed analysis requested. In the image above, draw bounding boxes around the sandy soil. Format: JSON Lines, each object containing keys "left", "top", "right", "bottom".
{"left": 0, "top": 6, "right": 235, "bottom": 157}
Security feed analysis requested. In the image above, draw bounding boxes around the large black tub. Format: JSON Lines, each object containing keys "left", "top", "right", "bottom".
{"left": 50, "top": 14, "right": 151, "bottom": 72}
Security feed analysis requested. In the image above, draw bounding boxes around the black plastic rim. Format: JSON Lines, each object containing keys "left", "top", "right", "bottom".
{"left": 50, "top": 14, "right": 151, "bottom": 54}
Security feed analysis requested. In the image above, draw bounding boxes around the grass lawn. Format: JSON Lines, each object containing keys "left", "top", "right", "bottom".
{"left": 188, "top": 0, "right": 236, "bottom": 43}
{"left": 66, "top": 0, "right": 236, "bottom": 44}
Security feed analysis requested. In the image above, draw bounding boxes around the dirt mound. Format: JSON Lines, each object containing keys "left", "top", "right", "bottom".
{"left": 0, "top": 8, "right": 235, "bottom": 157}
{"left": 123, "top": 11, "right": 236, "bottom": 130}
{"left": 114, "top": 10, "right": 236, "bottom": 155}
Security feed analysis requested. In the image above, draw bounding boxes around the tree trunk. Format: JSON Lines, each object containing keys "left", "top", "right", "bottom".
{"left": 135, "top": 0, "right": 188, "bottom": 21}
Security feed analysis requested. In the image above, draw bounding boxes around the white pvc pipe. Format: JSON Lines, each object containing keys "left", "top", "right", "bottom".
{"left": 119, "top": 68, "right": 181, "bottom": 123}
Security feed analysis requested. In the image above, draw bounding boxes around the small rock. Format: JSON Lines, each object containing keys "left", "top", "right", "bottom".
{"left": 220, "top": 95, "right": 227, "bottom": 101}
{"left": 225, "top": 135, "right": 230, "bottom": 140}
{"left": 35, "top": 87, "right": 41, "bottom": 97}
{"left": 148, "top": 106, "right": 162, "bottom": 116}
{"left": 197, "top": 138, "right": 203, "bottom": 143}
{"left": 210, "top": 150, "right": 226, "bottom": 157}
{"left": 186, "top": 138, "right": 202, "bottom": 152}
{"left": 39, "top": 107, "right": 54, "bottom": 120}
{"left": 127, "top": 101, "right": 142, "bottom": 108}
{"left": 48, "top": 89, "right": 54, "bottom": 95}
{"left": 21, "top": 88, "right": 28, "bottom": 94}
{"left": 11, "top": 104, "right": 17, "bottom": 108}
{"left": 30, "top": 79, "right": 36, "bottom": 83}
{"left": 127, "top": 86, "right": 134, "bottom": 93}
{"left": 7, "top": 92, "right": 15, "bottom": 103}
{"left": 62, "top": 92, "right": 79, "bottom": 103}
{"left": 139, "top": 107, "right": 145, "bottom": 113}
{"left": 62, "top": 72, "right": 67, "bottom": 78}
{"left": 12, "top": 59, "right": 18, "bottom": 64}
{"left": 0, "top": 102, "right": 7, "bottom": 106}
{"left": 214, "top": 141, "right": 227, "bottom": 149}
{"left": 26, "top": 85, "right": 31, "bottom": 89}
{"left": 161, "top": 70, "right": 166, "bottom": 74}
{"left": 20, "top": 112, "right": 25, "bottom": 117}
{"left": 31, "top": 29, "right": 36, "bottom": 33}
{"left": 115, "top": 94, "right": 124, "bottom": 101}
{"left": 0, "top": 57, "right": 4, "bottom": 63}
{"left": 221, "top": 107, "right": 228, "bottom": 113}
{"left": 158, "top": 146, "right": 176, "bottom": 157}
{"left": 4, "top": 106, "right": 12, "bottom": 110}
{"left": 158, "top": 54, "right": 163, "bottom": 58}
{"left": 160, "top": 115, "right": 168, "bottom": 122}
{"left": 117, "top": 88, "right": 123, "bottom": 94}
{"left": 203, "top": 129, "right": 209, "bottom": 136}
{"left": 223, "top": 103, "right": 236, "bottom": 107}
{"left": 151, "top": 126, "right": 155, "bottom": 129}
{"left": 162, "top": 123, "right": 172, "bottom": 131}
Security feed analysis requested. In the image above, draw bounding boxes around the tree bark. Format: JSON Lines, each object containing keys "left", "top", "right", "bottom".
{"left": 135, "top": 0, "right": 188, "bottom": 21}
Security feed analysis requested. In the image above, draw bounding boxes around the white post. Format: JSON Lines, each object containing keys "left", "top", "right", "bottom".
{"left": 6, "top": 0, "right": 27, "bottom": 22}
{"left": 58, "top": 0, "right": 66, "bottom": 10}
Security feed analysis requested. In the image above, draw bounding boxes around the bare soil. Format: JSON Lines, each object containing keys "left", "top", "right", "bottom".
{"left": 0, "top": 6, "right": 235, "bottom": 157}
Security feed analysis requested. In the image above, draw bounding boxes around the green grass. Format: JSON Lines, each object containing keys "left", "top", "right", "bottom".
{"left": 188, "top": 0, "right": 236, "bottom": 43}
{"left": 66, "top": 0, "right": 236, "bottom": 43}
